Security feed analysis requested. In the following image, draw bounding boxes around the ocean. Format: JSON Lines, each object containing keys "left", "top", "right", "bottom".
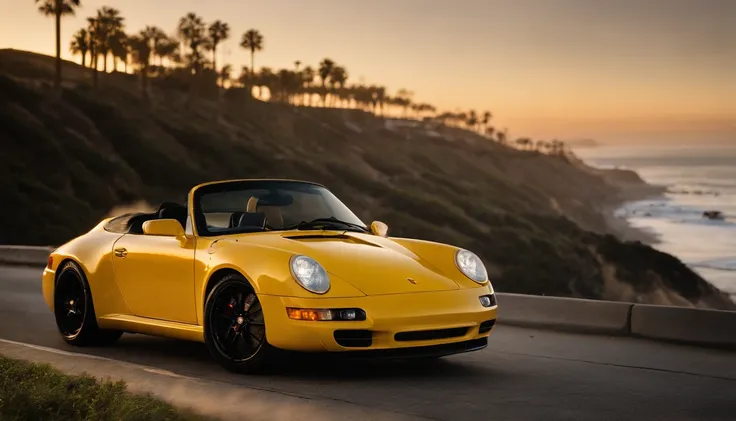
{"left": 575, "top": 144, "right": 736, "bottom": 300}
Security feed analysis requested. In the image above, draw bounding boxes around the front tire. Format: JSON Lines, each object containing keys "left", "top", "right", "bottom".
{"left": 204, "top": 273, "right": 270, "bottom": 373}
{"left": 54, "top": 261, "right": 123, "bottom": 346}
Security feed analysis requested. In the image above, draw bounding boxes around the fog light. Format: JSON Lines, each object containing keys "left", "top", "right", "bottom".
{"left": 479, "top": 294, "right": 496, "bottom": 307}
{"left": 340, "top": 309, "right": 357, "bottom": 320}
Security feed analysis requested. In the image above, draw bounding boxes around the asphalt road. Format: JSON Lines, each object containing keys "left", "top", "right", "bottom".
{"left": 2, "top": 265, "right": 735, "bottom": 421}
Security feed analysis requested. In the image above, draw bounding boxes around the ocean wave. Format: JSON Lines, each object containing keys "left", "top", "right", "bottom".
{"left": 617, "top": 199, "right": 734, "bottom": 226}
{"left": 688, "top": 258, "right": 736, "bottom": 272}
{"left": 667, "top": 187, "right": 722, "bottom": 196}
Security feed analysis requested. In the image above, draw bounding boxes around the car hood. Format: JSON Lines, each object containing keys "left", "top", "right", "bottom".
{"left": 239, "top": 231, "right": 461, "bottom": 296}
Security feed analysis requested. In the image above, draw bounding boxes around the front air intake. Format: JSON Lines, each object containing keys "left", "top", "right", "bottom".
{"left": 334, "top": 330, "right": 373, "bottom": 347}
{"left": 479, "top": 319, "right": 496, "bottom": 334}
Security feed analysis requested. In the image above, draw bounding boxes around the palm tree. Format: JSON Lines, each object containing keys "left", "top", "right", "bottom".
{"left": 300, "top": 66, "right": 315, "bottom": 106}
{"left": 329, "top": 66, "right": 347, "bottom": 107}
{"left": 255, "top": 67, "right": 274, "bottom": 99}
{"left": 178, "top": 13, "right": 207, "bottom": 73}
{"left": 140, "top": 26, "right": 166, "bottom": 65}
{"left": 485, "top": 126, "right": 495, "bottom": 138}
{"left": 95, "top": 7, "right": 124, "bottom": 73}
{"left": 36, "top": 0, "right": 81, "bottom": 90}
{"left": 236, "top": 66, "right": 251, "bottom": 89}
{"left": 69, "top": 28, "right": 89, "bottom": 67}
{"left": 128, "top": 32, "right": 151, "bottom": 97}
{"left": 219, "top": 64, "right": 232, "bottom": 87}
{"left": 466, "top": 110, "right": 479, "bottom": 131}
{"left": 108, "top": 31, "right": 128, "bottom": 72}
{"left": 208, "top": 20, "right": 230, "bottom": 75}
{"left": 482, "top": 111, "right": 492, "bottom": 133}
{"left": 496, "top": 128, "right": 508, "bottom": 145}
{"left": 240, "top": 29, "right": 264, "bottom": 83}
{"left": 395, "top": 89, "right": 413, "bottom": 117}
{"left": 86, "top": 16, "right": 103, "bottom": 86}
{"left": 156, "top": 37, "right": 179, "bottom": 67}
{"left": 318, "top": 58, "right": 334, "bottom": 106}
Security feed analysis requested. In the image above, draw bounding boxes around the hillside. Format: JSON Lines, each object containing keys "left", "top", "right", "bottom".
{"left": 0, "top": 49, "right": 733, "bottom": 310}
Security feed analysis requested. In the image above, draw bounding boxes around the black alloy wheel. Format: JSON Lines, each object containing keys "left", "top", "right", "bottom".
{"left": 204, "top": 274, "right": 270, "bottom": 373}
{"left": 54, "top": 266, "right": 87, "bottom": 338}
{"left": 53, "top": 261, "right": 123, "bottom": 346}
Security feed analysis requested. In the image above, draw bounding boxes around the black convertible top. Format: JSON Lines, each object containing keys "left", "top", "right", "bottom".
{"left": 104, "top": 202, "right": 187, "bottom": 234}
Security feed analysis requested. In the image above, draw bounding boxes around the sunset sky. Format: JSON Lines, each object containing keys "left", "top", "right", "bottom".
{"left": 1, "top": 0, "right": 734, "bottom": 143}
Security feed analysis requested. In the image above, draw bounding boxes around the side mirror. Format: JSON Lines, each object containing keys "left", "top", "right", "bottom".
{"left": 143, "top": 219, "right": 185, "bottom": 239}
{"left": 370, "top": 221, "right": 388, "bottom": 237}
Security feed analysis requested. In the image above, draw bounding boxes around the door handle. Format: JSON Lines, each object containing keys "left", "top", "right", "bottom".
{"left": 114, "top": 248, "right": 128, "bottom": 258}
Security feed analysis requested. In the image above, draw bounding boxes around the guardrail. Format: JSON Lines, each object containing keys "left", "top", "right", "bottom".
{"left": 0, "top": 245, "right": 54, "bottom": 266}
{"left": 1, "top": 245, "right": 734, "bottom": 349}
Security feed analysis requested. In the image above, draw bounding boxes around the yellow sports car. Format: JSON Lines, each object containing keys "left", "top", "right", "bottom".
{"left": 42, "top": 179, "right": 498, "bottom": 372}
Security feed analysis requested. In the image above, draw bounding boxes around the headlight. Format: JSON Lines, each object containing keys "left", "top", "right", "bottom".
{"left": 455, "top": 249, "right": 488, "bottom": 283}
{"left": 290, "top": 255, "right": 330, "bottom": 294}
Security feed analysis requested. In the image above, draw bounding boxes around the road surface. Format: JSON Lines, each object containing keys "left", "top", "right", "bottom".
{"left": 1, "top": 265, "right": 734, "bottom": 420}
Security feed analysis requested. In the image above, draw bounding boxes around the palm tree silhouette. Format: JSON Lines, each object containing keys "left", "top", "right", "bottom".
{"left": 301, "top": 66, "right": 315, "bottom": 106}
{"left": 36, "top": 0, "right": 81, "bottom": 90}
{"left": 86, "top": 16, "right": 104, "bottom": 86}
{"left": 466, "top": 110, "right": 479, "bottom": 130}
{"left": 208, "top": 20, "right": 230, "bottom": 76}
{"left": 329, "top": 66, "right": 347, "bottom": 107}
{"left": 178, "top": 12, "right": 207, "bottom": 74}
{"left": 395, "top": 89, "right": 414, "bottom": 117}
{"left": 49, "top": 5, "right": 512, "bottom": 140}
{"left": 318, "top": 59, "right": 334, "bottom": 106}
{"left": 219, "top": 64, "right": 233, "bottom": 88}
{"left": 69, "top": 28, "right": 90, "bottom": 67}
{"left": 128, "top": 31, "right": 152, "bottom": 97}
{"left": 95, "top": 7, "right": 124, "bottom": 73}
{"left": 108, "top": 31, "right": 128, "bottom": 72}
{"left": 240, "top": 29, "right": 264, "bottom": 88}
{"left": 156, "top": 37, "right": 179, "bottom": 67}
{"left": 482, "top": 111, "right": 492, "bottom": 133}
{"left": 140, "top": 26, "right": 166, "bottom": 66}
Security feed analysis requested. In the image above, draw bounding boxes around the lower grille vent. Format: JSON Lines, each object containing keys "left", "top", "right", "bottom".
{"left": 394, "top": 327, "right": 468, "bottom": 342}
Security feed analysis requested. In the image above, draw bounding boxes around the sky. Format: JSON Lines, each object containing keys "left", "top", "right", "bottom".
{"left": 1, "top": 0, "right": 734, "bottom": 143}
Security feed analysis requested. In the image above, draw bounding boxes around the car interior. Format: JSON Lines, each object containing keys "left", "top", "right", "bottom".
{"left": 104, "top": 198, "right": 280, "bottom": 235}
{"left": 103, "top": 202, "right": 188, "bottom": 234}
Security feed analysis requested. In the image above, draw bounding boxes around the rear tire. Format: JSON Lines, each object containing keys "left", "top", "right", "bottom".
{"left": 204, "top": 273, "right": 271, "bottom": 373}
{"left": 54, "top": 261, "right": 123, "bottom": 346}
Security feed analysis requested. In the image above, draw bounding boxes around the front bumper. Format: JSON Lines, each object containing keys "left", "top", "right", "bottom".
{"left": 259, "top": 287, "right": 497, "bottom": 353}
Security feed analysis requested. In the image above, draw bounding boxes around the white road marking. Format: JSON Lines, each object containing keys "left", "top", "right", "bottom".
{"left": 0, "top": 338, "right": 194, "bottom": 380}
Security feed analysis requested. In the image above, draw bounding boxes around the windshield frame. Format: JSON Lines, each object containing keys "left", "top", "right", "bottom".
{"left": 191, "top": 179, "right": 367, "bottom": 237}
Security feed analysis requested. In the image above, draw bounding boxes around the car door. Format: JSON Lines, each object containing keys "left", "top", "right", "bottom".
{"left": 111, "top": 232, "right": 197, "bottom": 324}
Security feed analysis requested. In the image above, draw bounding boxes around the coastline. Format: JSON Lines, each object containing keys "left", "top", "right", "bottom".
{"left": 581, "top": 159, "right": 735, "bottom": 305}
{"left": 585, "top": 163, "right": 667, "bottom": 245}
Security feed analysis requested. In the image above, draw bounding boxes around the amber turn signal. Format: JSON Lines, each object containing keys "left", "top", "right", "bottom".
{"left": 286, "top": 307, "right": 366, "bottom": 321}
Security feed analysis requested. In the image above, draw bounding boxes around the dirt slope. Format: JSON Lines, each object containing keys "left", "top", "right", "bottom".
{"left": 0, "top": 49, "right": 732, "bottom": 309}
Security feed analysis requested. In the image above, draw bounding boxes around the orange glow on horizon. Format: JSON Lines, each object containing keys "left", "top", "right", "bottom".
{"left": 0, "top": 0, "right": 733, "bottom": 143}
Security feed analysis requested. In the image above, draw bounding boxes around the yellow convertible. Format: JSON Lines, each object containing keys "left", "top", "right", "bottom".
{"left": 42, "top": 179, "right": 498, "bottom": 372}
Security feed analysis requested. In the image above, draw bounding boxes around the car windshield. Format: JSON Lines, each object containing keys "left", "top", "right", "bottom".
{"left": 192, "top": 180, "right": 368, "bottom": 236}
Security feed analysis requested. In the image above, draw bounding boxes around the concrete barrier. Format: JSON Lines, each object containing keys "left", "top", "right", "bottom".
{"left": 0, "top": 245, "right": 53, "bottom": 266}
{"left": 631, "top": 304, "right": 736, "bottom": 348}
{"left": 496, "top": 293, "right": 632, "bottom": 334}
